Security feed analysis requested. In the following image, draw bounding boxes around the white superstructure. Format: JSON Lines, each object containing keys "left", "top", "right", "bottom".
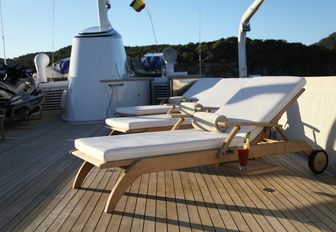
{"left": 62, "top": 0, "right": 149, "bottom": 121}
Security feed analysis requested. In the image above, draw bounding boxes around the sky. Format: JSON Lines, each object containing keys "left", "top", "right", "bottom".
{"left": 0, "top": 0, "right": 335, "bottom": 59}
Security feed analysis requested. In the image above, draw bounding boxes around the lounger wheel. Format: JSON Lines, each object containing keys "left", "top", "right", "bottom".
{"left": 308, "top": 150, "right": 328, "bottom": 174}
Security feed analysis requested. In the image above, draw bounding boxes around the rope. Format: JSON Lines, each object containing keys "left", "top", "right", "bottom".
{"left": 146, "top": 7, "right": 158, "bottom": 51}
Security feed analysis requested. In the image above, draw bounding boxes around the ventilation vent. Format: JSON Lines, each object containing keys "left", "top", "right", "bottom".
{"left": 41, "top": 87, "right": 66, "bottom": 111}
{"left": 151, "top": 82, "right": 170, "bottom": 104}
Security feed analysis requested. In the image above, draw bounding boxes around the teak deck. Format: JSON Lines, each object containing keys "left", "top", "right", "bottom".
{"left": 1, "top": 114, "right": 336, "bottom": 231}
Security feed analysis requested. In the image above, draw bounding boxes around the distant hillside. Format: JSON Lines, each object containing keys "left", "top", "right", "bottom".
{"left": 315, "top": 32, "right": 336, "bottom": 50}
{"left": 1, "top": 46, "right": 72, "bottom": 72}
{"left": 1, "top": 34, "right": 336, "bottom": 77}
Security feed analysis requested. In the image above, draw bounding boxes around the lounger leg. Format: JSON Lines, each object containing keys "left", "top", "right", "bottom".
{"left": 105, "top": 170, "right": 140, "bottom": 213}
{"left": 171, "top": 118, "right": 185, "bottom": 131}
{"left": 109, "top": 129, "right": 115, "bottom": 136}
{"left": 73, "top": 161, "right": 94, "bottom": 189}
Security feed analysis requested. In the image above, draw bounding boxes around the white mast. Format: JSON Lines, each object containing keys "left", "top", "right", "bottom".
{"left": 0, "top": 0, "right": 7, "bottom": 65}
{"left": 97, "top": 0, "right": 112, "bottom": 31}
{"left": 238, "top": 0, "right": 264, "bottom": 77}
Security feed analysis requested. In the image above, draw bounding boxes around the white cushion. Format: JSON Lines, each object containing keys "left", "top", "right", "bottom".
{"left": 116, "top": 105, "right": 179, "bottom": 116}
{"left": 197, "top": 78, "right": 249, "bottom": 107}
{"left": 183, "top": 77, "right": 223, "bottom": 99}
{"left": 216, "top": 76, "right": 306, "bottom": 139}
{"left": 75, "top": 129, "right": 245, "bottom": 162}
{"left": 105, "top": 114, "right": 192, "bottom": 131}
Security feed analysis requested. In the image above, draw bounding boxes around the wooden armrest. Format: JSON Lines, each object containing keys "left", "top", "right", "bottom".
{"left": 168, "top": 114, "right": 192, "bottom": 119}
{"left": 218, "top": 121, "right": 282, "bottom": 128}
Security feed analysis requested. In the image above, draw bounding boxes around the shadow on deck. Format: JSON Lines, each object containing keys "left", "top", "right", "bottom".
{"left": 0, "top": 115, "right": 335, "bottom": 231}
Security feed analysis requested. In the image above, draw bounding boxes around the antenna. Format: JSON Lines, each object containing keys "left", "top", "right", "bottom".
{"left": 198, "top": 8, "right": 202, "bottom": 75}
{"left": 51, "top": 0, "right": 55, "bottom": 65}
{"left": 0, "top": 0, "right": 7, "bottom": 65}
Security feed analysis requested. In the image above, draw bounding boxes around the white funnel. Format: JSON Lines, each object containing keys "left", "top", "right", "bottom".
{"left": 34, "top": 53, "right": 50, "bottom": 83}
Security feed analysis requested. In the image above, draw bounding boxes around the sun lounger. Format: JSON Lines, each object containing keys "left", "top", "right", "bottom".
{"left": 71, "top": 76, "right": 328, "bottom": 214}
{"left": 115, "top": 77, "right": 222, "bottom": 116}
{"left": 106, "top": 78, "right": 249, "bottom": 134}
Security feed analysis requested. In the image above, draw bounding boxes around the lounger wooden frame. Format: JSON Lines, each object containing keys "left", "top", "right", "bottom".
{"left": 71, "top": 88, "right": 314, "bottom": 214}
{"left": 108, "top": 124, "right": 193, "bottom": 135}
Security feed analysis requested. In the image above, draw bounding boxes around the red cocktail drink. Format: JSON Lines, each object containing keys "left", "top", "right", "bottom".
{"left": 238, "top": 147, "right": 249, "bottom": 169}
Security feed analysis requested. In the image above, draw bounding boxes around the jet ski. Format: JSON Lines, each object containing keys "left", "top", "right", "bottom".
{"left": 0, "top": 64, "right": 44, "bottom": 121}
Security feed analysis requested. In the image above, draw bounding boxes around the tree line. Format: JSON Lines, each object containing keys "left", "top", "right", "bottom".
{"left": 1, "top": 33, "right": 336, "bottom": 77}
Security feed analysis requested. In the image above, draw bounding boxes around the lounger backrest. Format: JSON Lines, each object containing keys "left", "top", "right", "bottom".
{"left": 216, "top": 76, "right": 306, "bottom": 140}
{"left": 197, "top": 78, "right": 249, "bottom": 107}
{"left": 182, "top": 78, "right": 222, "bottom": 100}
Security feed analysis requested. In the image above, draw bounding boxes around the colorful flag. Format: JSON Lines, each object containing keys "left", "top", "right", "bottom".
{"left": 130, "top": 0, "right": 145, "bottom": 12}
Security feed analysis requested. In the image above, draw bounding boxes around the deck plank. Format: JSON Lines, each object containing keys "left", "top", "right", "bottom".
{"left": 172, "top": 170, "right": 192, "bottom": 232}
{"left": 1, "top": 115, "right": 336, "bottom": 232}
{"left": 257, "top": 173, "right": 323, "bottom": 232}
{"left": 186, "top": 169, "right": 215, "bottom": 231}
{"left": 201, "top": 167, "right": 238, "bottom": 231}
{"left": 232, "top": 173, "right": 286, "bottom": 231}
{"left": 155, "top": 171, "right": 167, "bottom": 232}
{"left": 251, "top": 172, "right": 320, "bottom": 232}
{"left": 47, "top": 169, "right": 106, "bottom": 232}
{"left": 213, "top": 168, "right": 263, "bottom": 231}
{"left": 69, "top": 169, "right": 113, "bottom": 231}
{"left": 241, "top": 174, "right": 301, "bottom": 232}
{"left": 224, "top": 169, "right": 275, "bottom": 232}
{"left": 105, "top": 171, "right": 130, "bottom": 232}
{"left": 165, "top": 170, "right": 180, "bottom": 232}
{"left": 207, "top": 167, "right": 250, "bottom": 232}
{"left": 131, "top": 174, "right": 150, "bottom": 231}
{"left": 117, "top": 175, "right": 142, "bottom": 231}
{"left": 83, "top": 169, "right": 121, "bottom": 232}
{"left": 179, "top": 170, "right": 204, "bottom": 232}
{"left": 194, "top": 167, "right": 226, "bottom": 231}
{"left": 142, "top": 172, "right": 156, "bottom": 232}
